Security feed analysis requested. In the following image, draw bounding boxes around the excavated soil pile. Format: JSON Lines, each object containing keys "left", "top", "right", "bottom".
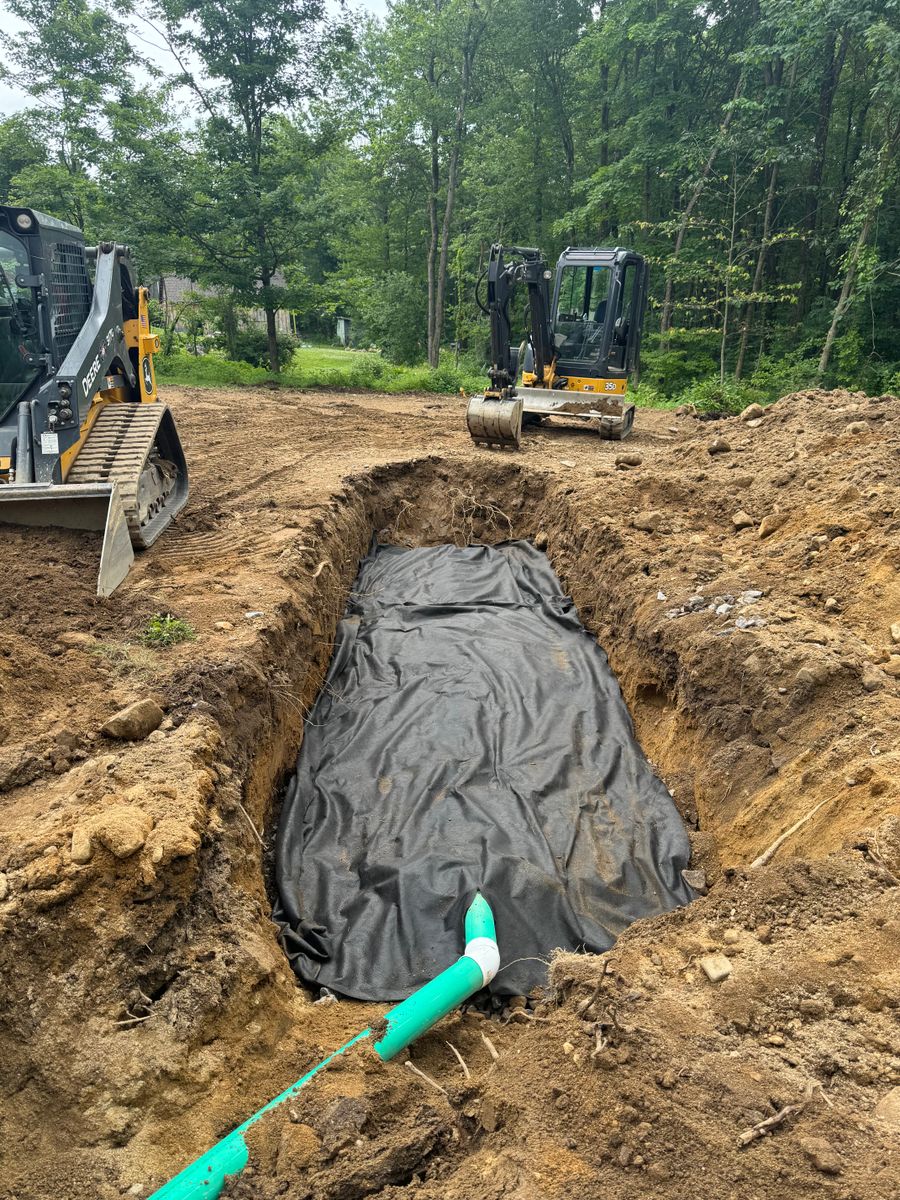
{"left": 0, "top": 386, "right": 898, "bottom": 1200}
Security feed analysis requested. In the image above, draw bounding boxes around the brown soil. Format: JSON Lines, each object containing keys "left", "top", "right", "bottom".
{"left": 0, "top": 386, "right": 898, "bottom": 1200}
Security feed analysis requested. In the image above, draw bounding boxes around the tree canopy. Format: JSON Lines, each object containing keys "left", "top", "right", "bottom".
{"left": 1, "top": 0, "right": 898, "bottom": 392}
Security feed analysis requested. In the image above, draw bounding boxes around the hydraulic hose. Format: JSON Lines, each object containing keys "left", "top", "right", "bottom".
{"left": 147, "top": 892, "right": 499, "bottom": 1199}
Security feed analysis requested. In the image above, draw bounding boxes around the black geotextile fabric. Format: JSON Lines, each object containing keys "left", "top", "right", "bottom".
{"left": 274, "top": 540, "right": 692, "bottom": 1001}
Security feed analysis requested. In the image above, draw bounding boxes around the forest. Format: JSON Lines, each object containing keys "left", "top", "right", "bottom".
{"left": 1, "top": 0, "right": 899, "bottom": 409}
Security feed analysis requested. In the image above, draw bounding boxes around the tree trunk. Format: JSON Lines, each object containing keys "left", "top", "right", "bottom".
{"left": 660, "top": 72, "right": 744, "bottom": 345}
{"left": 735, "top": 160, "right": 779, "bottom": 380}
{"left": 816, "top": 213, "right": 872, "bottom": 380}
{"left": 431, "top": 3, "right": 484, "bottom": 369}
{"left": 426, "top": 120, "right": 440, "bottom": 367}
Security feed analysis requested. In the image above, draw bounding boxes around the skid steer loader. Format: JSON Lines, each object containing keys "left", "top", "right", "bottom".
{"left": 467, "top": 244, "right": 648, "bottom": 448}
{"left": 0, "top": 206, "right": 187, "bottom": 595}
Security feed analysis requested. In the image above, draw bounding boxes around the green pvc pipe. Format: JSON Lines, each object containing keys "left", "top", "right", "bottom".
{"left": 148, "top": 893, "right": 499, "bottom": 1199}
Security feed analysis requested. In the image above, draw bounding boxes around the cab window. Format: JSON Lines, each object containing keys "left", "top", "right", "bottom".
{"left": 553, "top": 264, "right": 611, "bottom": 363}
{"left": 0, "top": 231, "right": 40, "bottom": 421}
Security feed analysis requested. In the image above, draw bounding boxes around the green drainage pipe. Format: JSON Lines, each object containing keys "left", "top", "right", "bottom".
{"left": 148, "top": 892, "right": 499, "bottom": 1200}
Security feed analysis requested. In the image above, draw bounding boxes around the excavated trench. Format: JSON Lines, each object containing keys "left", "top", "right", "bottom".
{"left": 4, "top": 438, "right": 899, "bottom": 1200}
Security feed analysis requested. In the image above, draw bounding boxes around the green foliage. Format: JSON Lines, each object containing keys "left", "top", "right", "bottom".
{"left": 355, "top": 272, "right": 426, "bottom": 365}
{"left": 676, "top": 377, "right": 765, "bottom": 416}
{"left": 139, "top": 614, "right": 197, "bottom": 649}
{"left": 231, "top": 325, "right": 300, "bottom": 370}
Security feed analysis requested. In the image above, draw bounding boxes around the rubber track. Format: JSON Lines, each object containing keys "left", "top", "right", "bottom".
{"left": 67, "top": 404, "right": 171, "bottom": 547}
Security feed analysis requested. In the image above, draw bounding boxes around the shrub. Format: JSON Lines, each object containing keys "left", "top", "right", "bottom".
{"left": 231, "top": 324, "right": 299, "bottom": 370}
{"left": 676, "top": 376, "right": 765, "bottom": 415}
{"left": 357, "top": 272, "right": 427, "bottom": 365}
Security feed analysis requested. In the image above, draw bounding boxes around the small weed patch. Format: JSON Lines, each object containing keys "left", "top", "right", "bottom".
{"left": 140, "top": 614, "right": 197, "bottom": 648}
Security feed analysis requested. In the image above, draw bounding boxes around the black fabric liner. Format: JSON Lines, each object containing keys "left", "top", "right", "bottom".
{"left": 274, "top": 540, "right": 692, "bottom": 1001}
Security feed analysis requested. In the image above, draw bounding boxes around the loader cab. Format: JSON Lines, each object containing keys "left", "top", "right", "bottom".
{"left": 551, "top": 247, "right": 647, "bottom": 385}
{"left": 0, "top": 225, "right": 42, "bottom": 423}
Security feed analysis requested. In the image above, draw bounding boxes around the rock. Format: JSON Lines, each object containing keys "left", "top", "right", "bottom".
{"left": 732, "top": 510, "right": 755, "bottom": 530}
{"left": 57, "top": 631, "right": 96, "bottom": 649}
{"left": 244, "top": 610, "right": 264, "bottom": 619}
{"left": 681, "top": 867, "right": 707, "bottom": 894}
{"left": 70, "top": 827, "right": 93, "bottom": 864}
{"left": 873, "top": 1087, "right": 900, "bottom": 1129}
{"left": 214, "top": 621, "right": 234, "bottom": 631}
{"left": 89, "top": 805, "right": 153, "bottom": 859}
{"left": 890, "top": 623, "right": 900, "bottom": 645}
{"left": 745, "top": 418, "right": 764, "bottom": 428}
{"left": 883, "top": 656, "right": 900, "bottom": 679}
{"left": 799, "top": 1135, "right": 843, "bottom": 1176}
{"left": 0, "top": 872, "right": 8, "bottom": 901}
{"left": 708, "top": 436, "right": 730, "bottom": 455}
{"left": 100, "top": 699, "right": 165, "bottom": 741}
{"left": 758, "top": 511, "right": 788, "bottom": 539}
{"left": 675, "top": 403, "right": 697, "bottom": 417}
{"left": 723, "top": 929, "right": 740, "bottom": 945}
{"left": 740, "top": 403, "right": 765, "bottom": 422}
{"left": 845, "top": 421, "right": 870, "bottom": 435}
{"left": 699, "top": 954, "right": 732, "bottom": 983}
{"left": 615, "top": 453, "right": 642, "bottom": 468}
{"left": 633, "top": 510, "right": 663, "bottom": 533}
{"left": 534, "top": 531, "right": 549, "bottom": 550}
{"left": 861, "top": 666, "right": 883, "bottom": 692}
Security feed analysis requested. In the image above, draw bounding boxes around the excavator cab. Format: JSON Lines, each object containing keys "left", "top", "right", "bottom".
{"left": 0, "top": 206, "right": 188, "bottom": 595}
{"left": 467, "top": 244, "right": 648, "bottom": 448}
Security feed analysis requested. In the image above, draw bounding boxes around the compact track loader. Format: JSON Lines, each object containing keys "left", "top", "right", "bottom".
{"left": 467, "top": 243, "right": 648, "bottom": 448}
{"left": 0, "top": 207, "right": 187, "bottom": 595}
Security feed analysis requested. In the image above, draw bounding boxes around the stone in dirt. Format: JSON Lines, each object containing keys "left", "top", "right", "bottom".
{"left": 633, "top": 511, "right": 663, "bottom": 533}
{"left": 70, "top": 826, "right": 93, "bottom": 864}
{"left": 890, "top": 622, "right": 900, "bottom": 644}
{"left": 0, "top": 872, "right": 8, "bottom": 901}
{"left": 845, "top": 421, "right": 870, "bottom": 435}
{"left": 873, "top": 1087, "right": 900, "bottom": 1129}
{"left": 682, "top": 867, "right": 708, "bottom": 893}
{"left": 758, "top": 511, "right": 789, "bottom": 538}
{"left": 740, "top": 403, "right": 765, "bottom": 422}
{"left": 708, "top": 437, "right": 730, "bottom": 454}
{"left": 57, "top": 631, "right": 97, "bottom": 648}
{"left": 799, "top": 1135, "right": 843, "bottom": 1175}
{"left": 615, "top": 453, "right": 642, "bottom": 468}
{"left": 699, "top": 953, "right": 732, "bottom": 983}
{"left": 732, "top": 510, "right": 755, "bottom": 530}
{"left": 100, "top": 699, "right": 165, "bottom": 740}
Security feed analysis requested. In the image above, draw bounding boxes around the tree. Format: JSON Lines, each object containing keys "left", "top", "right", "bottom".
{"left": 153, "top": 0, "right": 353, "bottom": 371}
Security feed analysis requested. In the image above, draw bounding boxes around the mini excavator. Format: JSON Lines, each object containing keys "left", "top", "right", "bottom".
{"left": 0, "top": 206, "right": 187, "bottom": 595}
{"left": 466, "top": 243, "right": 648, "bottom": 448}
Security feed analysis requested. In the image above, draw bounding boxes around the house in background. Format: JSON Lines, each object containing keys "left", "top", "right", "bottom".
{"left": 151, "top": 276, "right": 293, "bottom": 334}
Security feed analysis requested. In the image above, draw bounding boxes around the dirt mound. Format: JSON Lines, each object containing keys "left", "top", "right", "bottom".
{"left": 0, "top": 386, "right": 898, "bottom": 1199}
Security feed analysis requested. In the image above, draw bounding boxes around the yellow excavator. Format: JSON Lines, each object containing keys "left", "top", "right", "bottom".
{"left": 466, "top": 244, "right": 648, "bottom": 447}
{"left": 0, "top": 206, "right": 187, "bottom": 595}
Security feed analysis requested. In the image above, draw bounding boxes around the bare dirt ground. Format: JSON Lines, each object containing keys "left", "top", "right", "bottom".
{"left": 0, "top": 385, "right": 898, "bottom": 1200}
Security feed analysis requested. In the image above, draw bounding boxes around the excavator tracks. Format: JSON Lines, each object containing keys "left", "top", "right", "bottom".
{"left": 66, "top": 403, "right": 188, "bottom": 548}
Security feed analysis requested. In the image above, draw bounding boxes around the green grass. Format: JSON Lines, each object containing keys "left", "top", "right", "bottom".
{"left": 139, "top": 613, "right": 197, "bottom": 648}
{"left": 155, "top": 344, "right": 485, "bottom": 395}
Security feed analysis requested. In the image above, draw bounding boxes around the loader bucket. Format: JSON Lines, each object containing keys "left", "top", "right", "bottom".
{"left": 0, "top": 480, "right": 134, "bottom": 597}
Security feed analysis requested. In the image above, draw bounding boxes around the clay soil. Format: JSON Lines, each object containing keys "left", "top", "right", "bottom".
{"left": 0, "top": 386, "right": 898, "bottom": 1200}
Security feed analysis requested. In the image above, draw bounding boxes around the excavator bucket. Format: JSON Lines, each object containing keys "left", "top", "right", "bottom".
{"left": 466, "top": 393, "right": 523, "bottom": 448}
{"left": 0, "top": 480, "right": 134, "bottom": 597}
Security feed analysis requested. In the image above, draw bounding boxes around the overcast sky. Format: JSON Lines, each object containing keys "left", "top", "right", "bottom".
{"left": 0, "top": 0, "right": 388, "bottom": 118}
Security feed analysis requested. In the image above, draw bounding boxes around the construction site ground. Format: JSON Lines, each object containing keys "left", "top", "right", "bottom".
{"left": 1, "top": 385, "right": 899, "bottom": 1200}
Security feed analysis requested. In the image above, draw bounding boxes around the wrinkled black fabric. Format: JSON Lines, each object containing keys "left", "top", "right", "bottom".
{"left": 274, "top": 541, "right": 692, "bottom": 1001}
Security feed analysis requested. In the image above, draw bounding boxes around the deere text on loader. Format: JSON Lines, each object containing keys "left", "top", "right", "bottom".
{"left": 467, "top": 243, "right": 648, "bottom": 448}
{"left": 0, "top": 207, "right": 187, "bottom": 595}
